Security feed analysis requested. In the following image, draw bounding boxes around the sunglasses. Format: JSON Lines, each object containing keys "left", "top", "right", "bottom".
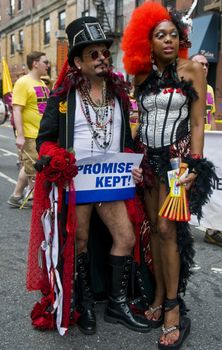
{"left": 84, "top": 49, "right": 111, "bottom": 60}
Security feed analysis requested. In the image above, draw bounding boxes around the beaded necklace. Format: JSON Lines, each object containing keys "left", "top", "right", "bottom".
{"left": 79, "top": 86, "right": 115, "bottom": 155}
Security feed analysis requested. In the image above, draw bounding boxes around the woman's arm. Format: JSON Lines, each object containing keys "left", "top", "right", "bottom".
{"left": 189, "top": 61, "right": 207, "bottom": 156}
{"left": 178, "top": 61, "right": 207, "bottom": 190}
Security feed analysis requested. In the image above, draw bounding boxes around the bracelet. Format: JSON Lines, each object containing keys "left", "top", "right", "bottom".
{"left": 190, "top": 153, "right": 203, "bottom": 160}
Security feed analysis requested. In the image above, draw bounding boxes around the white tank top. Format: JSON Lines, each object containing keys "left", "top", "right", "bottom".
{"left": 74, "top": 91, "right": 121, "bottom": 160}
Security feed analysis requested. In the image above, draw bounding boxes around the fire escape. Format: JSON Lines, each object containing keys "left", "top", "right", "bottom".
{"left": 92, "top": 0, "right": 113, "bottom": 36}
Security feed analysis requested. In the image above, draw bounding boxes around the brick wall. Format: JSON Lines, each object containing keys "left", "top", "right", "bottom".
{"left": 176, "top": 0, "right": 193, "bottom": 10}
{"left": 0, "top": 0, "right": 34, "bottom": 25}
{"left": 0, "top": 0, "right": 76, "bottom": 82}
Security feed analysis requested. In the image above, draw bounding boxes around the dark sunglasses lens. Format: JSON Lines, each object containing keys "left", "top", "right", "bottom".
{"left": 102, "top": 49, "right": 110, "bottom": 58}
{"left": 91, "top": 51, "right": 99, "bottom": 60}
{"left": 90, "top": 50, "right": 110, "bottom": 60}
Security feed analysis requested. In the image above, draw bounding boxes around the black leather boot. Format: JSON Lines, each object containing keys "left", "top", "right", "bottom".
{"left": 104, "top": 255, "right": 151, "bottom": 333}
{"left": 76, "top": 252, "right": 96, "bottom": 335}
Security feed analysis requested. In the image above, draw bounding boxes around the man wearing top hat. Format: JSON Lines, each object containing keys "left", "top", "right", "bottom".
{"left": 27, "top": 17, "right": 150, "bottom": 335}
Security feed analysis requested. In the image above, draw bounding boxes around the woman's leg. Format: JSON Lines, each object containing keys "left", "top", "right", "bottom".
{"left": 144, "top": 180, "right": 165, "bottom": 321}
{"left": 158, "top": 183, "right": 180, "bottom": 346}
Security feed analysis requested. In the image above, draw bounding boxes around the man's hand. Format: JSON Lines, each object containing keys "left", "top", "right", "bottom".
{"left": 16, "top": 135, "right": 25, "bottom": 150}
{"left": 132, "top": 167, "right": 143, "bottom": 184}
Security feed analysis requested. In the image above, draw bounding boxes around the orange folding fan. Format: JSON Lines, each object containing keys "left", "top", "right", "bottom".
{"left": 159, "top": 162, "right": 190, "bottom": 222}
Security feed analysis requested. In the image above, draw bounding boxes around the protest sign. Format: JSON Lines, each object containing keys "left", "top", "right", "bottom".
{"left": 74, "top": 153, "right": 143, "bottom": 204}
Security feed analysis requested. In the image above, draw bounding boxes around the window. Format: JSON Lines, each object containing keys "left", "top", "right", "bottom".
{"left": 9, "top": 0, "right": 15, "bottom": 15}
{"left": 115, "top": 0, "right": 123, "bottom": 33}
{"left": 18, "top": 29, "right": 24, "bottom": 48}
{"left": 18, "top": 0, "right": 23, "bottom": 11}
{"left": 82, "top": 0, "right": 90, "bottom": 17}
{"left": 10, "top": 34, "right": 15, "bottom": 55}
{"left": 58, "top": 11, "right": 66, "bottom": 30}
{"left": 44, "top": 18, "right": 50, "bottom": 45}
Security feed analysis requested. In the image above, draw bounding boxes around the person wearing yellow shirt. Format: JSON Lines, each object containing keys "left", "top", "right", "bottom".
{"left": 7, "top": 51, "right": 50, "bottom": 208}
{"left": 206, "top": 84, "right": 216, "bottom": 130}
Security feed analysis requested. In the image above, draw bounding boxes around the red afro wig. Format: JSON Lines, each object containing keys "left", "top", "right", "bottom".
{"left": 121, "top": 1, "right": 188, "bottom": 76}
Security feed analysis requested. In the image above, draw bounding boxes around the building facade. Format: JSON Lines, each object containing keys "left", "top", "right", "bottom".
{"left": 0, "top": 0, "right": 222, "bottom": 119}
{"left": 0, "top": 0, "right": 76, "bottom": 82}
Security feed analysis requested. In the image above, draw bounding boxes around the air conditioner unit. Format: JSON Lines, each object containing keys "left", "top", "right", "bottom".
{"left": 16, "top": 44, "right": 24, "bottom": 53}
{"left": 55, "top": 30, "right": 66, "bottom": 39}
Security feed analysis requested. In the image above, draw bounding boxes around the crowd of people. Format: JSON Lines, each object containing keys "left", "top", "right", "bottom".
{"left": 4, "top": 1, "right": 220, "bottom": 350}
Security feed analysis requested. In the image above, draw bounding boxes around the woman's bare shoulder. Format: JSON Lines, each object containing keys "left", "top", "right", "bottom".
{"left": 177, "top": 58, "right": 203, "bottom": 80}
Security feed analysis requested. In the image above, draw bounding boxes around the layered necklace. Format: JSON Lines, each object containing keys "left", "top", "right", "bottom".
{"left": 79, "top": 82, "right": 115, "bottom": 154}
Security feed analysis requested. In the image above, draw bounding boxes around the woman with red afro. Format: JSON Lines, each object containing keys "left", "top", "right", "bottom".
{"left": 122, "top": 2, "right": 215, "bottom": 350}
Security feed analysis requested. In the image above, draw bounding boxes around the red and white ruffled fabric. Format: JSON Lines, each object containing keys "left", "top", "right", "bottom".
{"left": 26, "top": 142, "right": 78, "bottom": 335}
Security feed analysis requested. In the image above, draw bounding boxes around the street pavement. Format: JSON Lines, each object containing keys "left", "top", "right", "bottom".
{"left": 0, "top": 123, "right": 222, "bottom": 350}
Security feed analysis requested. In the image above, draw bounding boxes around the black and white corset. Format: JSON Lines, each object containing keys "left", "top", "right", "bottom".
{"left": 139, "top": 88, "right": 190, "bottom": 149}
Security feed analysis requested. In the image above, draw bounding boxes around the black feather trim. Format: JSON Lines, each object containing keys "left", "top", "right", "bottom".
{"left": 177, "top": 294, "right": 190, "bottom": 316}
{"left": 176, "top": 222, "right": 195, "bottom": 295}
{"left": 183, "top": 156, "right": 217, "bottom": 221}
{"left": 136, "top": 61, "right": 198, "bottom": 102}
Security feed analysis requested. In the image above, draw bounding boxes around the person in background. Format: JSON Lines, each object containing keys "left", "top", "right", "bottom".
{"left": 122, "top": 2, "right": 215, "bottom": 349}
{"left": 191, "top": 54, "right": 216, "bottom": 130}
{"left": 191, "top": 54, "right": 222, "bottom": 248}
{"left": 7, "top": 51, "right": 50, "bottom": 208}
{"left": 129, "top": 90, "right": 139, "bottom": 139}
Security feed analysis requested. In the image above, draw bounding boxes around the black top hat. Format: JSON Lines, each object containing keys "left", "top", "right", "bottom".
{"left": 66, "top": 16, "right": 113, "bottom": 66}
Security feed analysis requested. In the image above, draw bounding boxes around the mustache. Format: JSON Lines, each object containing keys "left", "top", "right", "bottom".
{"left": 95, "top": 61, "right": 108, "bottom": 69}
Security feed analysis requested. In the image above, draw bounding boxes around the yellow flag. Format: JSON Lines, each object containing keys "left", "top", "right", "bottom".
{"left": 2, "top": 57, "right": 13, "bottom": 96}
